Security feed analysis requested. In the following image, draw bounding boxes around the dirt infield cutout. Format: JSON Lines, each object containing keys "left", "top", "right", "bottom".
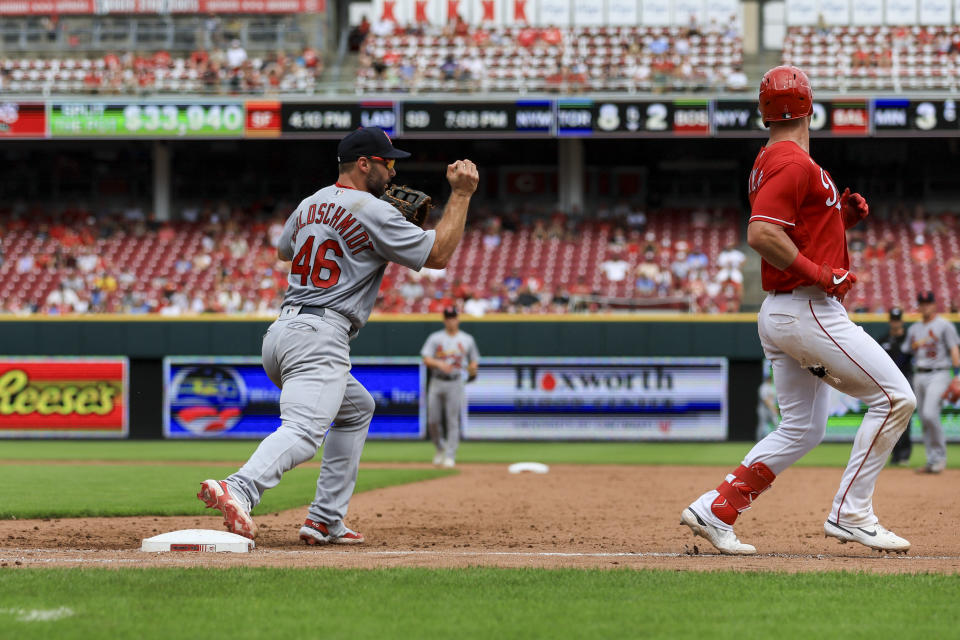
{"left": 2, "top": 464, "right": 958, "bottom": 573}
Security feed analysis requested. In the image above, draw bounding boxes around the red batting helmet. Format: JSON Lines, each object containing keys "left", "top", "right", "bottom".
{"left": 759, "top": 65, "right": 813, "bottom": 127}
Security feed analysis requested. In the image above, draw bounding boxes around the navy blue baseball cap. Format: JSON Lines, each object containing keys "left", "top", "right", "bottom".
{"left": 889, "top": 307, "right": 903, "bottom": 321}
{"left": 337, "top": 127, "right": 410, "bottom": 162}
{"left": 443, "top": 306, "right": 459, "bottom": 318}
{"left": 917, "top": 291, "right": 936, "bottom": 304}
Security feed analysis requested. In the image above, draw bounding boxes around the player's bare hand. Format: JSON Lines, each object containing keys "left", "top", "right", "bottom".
{"left": 815, "top": 264, "right": 857, "bottom": 301}
{"left": 447, "top": 159, "right": 479, "bottom": 196}
{"left": 840, "top": 188, "right": 869, "bottom": 228}
{"left": 438, "top": 362, "right": 455, "bottom": 374}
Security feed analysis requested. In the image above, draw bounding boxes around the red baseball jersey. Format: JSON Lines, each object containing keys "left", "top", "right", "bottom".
{"left": 747, "top": 140, "right": 849, "bottom": 291}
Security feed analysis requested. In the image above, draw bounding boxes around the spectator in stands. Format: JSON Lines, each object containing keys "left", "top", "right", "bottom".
{"left": 649, "top": 33, "right": 669, "bottom": 56}
{"left": 441, "top": 55, "right": 459, "bottom": 81}
{"left": 724, "top": 66, "right": 748, "bottom": 91}
{"left": 349, "top": 16, "right": 371, "bottom": 52}
{"left": 460, "top": 53, "right": 485, "bottom": 90}
{"left": 600, "top": 251, "right": 629, "bottom": 282}
{"left": 910, "top": 235, "right": 934, "bottom": 264}
{"left": 204, "top": 14, "right": 223, "bottom": 48}
{"left": 717, "top": 243, "right": 745, "bottom": 286}
{"left": 227, "top": 40, "right": 247, "bottom": 70}
{"left": 815, "top": 13, "right": 831, "bottom": 37}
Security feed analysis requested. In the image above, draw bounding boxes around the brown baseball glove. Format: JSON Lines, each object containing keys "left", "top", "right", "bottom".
{"left": 381, "top": 184, "right": 432, "bottom": 228}
{"left": 943, "top": 377, "right": 960, "bottom": 404}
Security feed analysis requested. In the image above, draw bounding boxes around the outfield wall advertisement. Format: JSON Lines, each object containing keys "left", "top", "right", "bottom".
{"left": 822, "top": 387, "right": 960, "bottom": 443}
{"left": 462, "top": 357, "right": 728, "bottom": 440}
{"left": 0, "top": 357, "right": 129, "bottom": 438}
{"left": 163, "top": 357, "right": 424, "bottom": 439}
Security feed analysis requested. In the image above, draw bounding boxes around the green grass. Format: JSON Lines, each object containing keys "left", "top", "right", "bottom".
{"left": 0, "top": 568, "right": 957, "bottom": 640}
{"left": 1, "top": 440, "right": 954, "bottom": 468}
{"left": 0, "top": 466, "right": 453, "bottom": 519}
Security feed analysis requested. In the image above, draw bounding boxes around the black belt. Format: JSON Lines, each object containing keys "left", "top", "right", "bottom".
{"left": 298, "top": 305, "right": 326, "bottom": 318}
{"left": 915, "top": 367, "right": 950, "bottom": 373}
{"left": 295, "top": 306, "right": 359, "bottom": 336}
{"left": 433, "top": 373, "right": 461, "bottom": 381}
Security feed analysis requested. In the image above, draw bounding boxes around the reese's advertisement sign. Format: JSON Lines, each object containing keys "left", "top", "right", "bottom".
{"left": 0, "top": 358, "right": 129, "bottom": 437}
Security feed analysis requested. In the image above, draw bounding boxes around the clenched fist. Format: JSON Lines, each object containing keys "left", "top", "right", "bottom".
{"left": 447, "top": 159, "right": 479, "bottom": 196}
{"left": 840, "top": 188, "right": 869, "bottom": 229}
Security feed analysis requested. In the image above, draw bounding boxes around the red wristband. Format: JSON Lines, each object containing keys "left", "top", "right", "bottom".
{"left": 785, "top": 252, "right": 820, "bottom": 285}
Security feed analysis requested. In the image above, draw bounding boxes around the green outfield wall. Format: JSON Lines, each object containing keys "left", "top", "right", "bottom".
{"left": 0, "top": 313, "right": 903, "bottom": 359}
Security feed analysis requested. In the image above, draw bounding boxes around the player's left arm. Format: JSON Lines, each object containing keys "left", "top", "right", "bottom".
{"left": 466, "top": 337, "right": 479, "bottom": 380}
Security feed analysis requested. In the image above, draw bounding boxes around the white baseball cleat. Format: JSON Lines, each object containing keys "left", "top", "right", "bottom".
{"left": 441, "top": 456, "right": 455, "bottom": 469}
{"left": 823, "top": 520, "right": 910, "bottom": 553}
{"left": 680, "top": 507, "right": 756, "bottom": 555}
{"left": 432, "top": 452, "right": 444, "bottom": 466}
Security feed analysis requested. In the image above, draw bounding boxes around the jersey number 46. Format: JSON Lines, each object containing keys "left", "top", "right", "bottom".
{"left": 291, "top": 237, "right": 342, "bottom": 289}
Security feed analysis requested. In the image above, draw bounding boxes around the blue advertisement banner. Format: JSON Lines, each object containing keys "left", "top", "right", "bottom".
{"left": 163, "top": 357, "right": 424, "bottom": 439}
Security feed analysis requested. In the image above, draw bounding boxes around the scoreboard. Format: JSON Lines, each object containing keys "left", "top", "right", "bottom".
{"left": 2, "top": 97, "right": 959, "bottom": 139}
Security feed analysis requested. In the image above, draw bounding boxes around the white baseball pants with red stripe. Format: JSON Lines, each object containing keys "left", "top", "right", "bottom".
{"left": 748, "top": 287, "right": 916, "bottom": 526}
{"left": 694, "top": 287, "right": 916, "bottom": 530}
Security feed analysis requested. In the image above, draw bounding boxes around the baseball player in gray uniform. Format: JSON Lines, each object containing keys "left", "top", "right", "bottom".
{"left": 420, "top": 306, "right": 479, "bottom": 468}
{"left": 197, "top": 126, "right": 479, "bottom": 544}
{"left": 902, "top": 291, "right": 960, "bottom": 474}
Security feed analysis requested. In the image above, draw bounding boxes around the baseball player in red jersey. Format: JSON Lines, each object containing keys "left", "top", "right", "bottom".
{"left": 681, "top": 66, "right": 916, "bottom": 555}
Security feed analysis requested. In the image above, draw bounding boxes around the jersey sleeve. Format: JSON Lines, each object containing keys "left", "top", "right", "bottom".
{"left": 277, "top": 210, "right": 298, "bottom": 261}
{"left": 372, "top": 204, "right": 437, "bottom": 271}
{"left": 901, "top": 326, "right": 916, "bottom": 353}
{"left": 944, "top": 321, "right": 960, "bottom": 350}
{"left": 468, "top": 336, "right": 480, "bottom": 364}
{"left": 420, "top": 333, "right": 438, "bottom": 359}
{"left": 749, "top": 161, "right": 810, "bottom": 228}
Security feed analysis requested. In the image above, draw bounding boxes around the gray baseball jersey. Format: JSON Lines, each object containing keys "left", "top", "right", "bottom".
{"left": 420, "top": 330, "right": 480, "bottom": 375}
{"left": 279, "top": 184, "right": 436, "bottom": 328}
{"left": 903, "top": 316, "right": 960, "bottom": 369}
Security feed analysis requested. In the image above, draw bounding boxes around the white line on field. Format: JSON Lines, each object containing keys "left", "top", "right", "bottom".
{"left": 3, "top": 548, "right": 960, "bottom": 561}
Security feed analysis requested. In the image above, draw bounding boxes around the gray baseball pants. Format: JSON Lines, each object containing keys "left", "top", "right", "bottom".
{"left": 427, "top": 377, "right": 464, "bottom": 459}
{"left": 225, "top": 306, "right": 373, "bottom": 537}
{"left": 912, "top": 369, "right": 952, "bottom": 467}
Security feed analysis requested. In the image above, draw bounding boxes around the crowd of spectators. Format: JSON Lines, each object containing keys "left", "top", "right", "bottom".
{"left": 0, "top": 202, "right": 742, "bottom": 316}
{"left": 374, "top": 203, "right": 743, "bottom": 315}
{"left": 356, "top": 15, "right": 745, "bottom": 94}
{"left": 0, "top": 202, "right": 290, "bottom": 315}
{"left": 1, "top": 41, "right": 325, "bottom": 95}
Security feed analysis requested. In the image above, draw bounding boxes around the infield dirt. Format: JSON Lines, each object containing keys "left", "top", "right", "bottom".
{"left": 2, "top": 464, "right": 958, "bottom": 573}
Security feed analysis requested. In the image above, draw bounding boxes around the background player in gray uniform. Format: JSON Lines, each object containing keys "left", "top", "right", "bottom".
{"left": 197, "top": 126, "right": 480, "bottom": 544}
{"left": 902, "top": 291, "right": 960, "bottom": 474}
{"left": 420, "top": 306, "right": 479, "bottom": 468}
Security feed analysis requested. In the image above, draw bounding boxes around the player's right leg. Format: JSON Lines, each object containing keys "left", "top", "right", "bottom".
{"left": 427, "top": 383, "right": 446, "bottom": 464}
{"left": 200, "top": 315, "right": 350, "bottom": 538}
{"left": 302, "top": 373, "right": 374, "bottom": 545}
